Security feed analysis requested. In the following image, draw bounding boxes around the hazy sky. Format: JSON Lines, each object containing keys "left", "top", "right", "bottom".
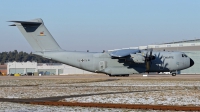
{"left": 1, "top": 0, "right": 200, "bottom": 52}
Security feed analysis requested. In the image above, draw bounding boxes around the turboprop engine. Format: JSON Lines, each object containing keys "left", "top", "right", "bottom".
{"left": 130, "top": 49, "right": 155, "bottom": 71}
{"left": 130, "top": 53, "right": 145, "bottom": 63}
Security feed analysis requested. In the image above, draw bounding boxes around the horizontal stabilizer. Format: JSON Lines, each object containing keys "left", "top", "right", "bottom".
{"left": 9, "top": 24, "right": 16, "bottom": 26}
{"left": 110, "top": 49, "right": 140, "bottom": 57}
{"left": 9, "top": 19, "right": 43, "bottom": 32}
{"left": 9, "top": 21, "right": 42, "bottom": 24}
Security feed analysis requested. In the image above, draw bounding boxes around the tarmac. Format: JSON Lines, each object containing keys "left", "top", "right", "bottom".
{"left": 1, "top": 74, "right": 200, "bottom": 80}
{"left": 0, "top": 74, "right": 200, "bottom": 111}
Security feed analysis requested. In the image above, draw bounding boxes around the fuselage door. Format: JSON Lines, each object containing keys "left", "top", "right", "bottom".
{"left": 99, "top": 61, "right": 106, "bottom": 71}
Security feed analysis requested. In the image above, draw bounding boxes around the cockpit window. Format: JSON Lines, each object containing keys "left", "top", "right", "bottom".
{"left": 182, "top": 54, "right": 188, "bottom": 57}
{"left": 184, "top": 54, "right": 188, "bottom": 57}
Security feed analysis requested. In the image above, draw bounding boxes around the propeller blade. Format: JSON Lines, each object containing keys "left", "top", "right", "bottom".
{"left": 146, "top": 50, "right": 148, "bottom": 57}
{"left": 145, "top": 48, "right": 153, "bottom": 71}
{"left": 146, "top": 61, "right": 150, "bottom": 71}
{"left": 149, "top": 48, "right": 153, "bottom": 57}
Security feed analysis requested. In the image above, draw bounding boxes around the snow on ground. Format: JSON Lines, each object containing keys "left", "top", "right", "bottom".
{"left": 0, "top": 85, "right": 189, "bottom": 99}
{"left": 64, "top": 90, "right": 200, "bottom": 106}
{"left": 0, "top": 77, "right": 200, "bottom": 108}
{"left": 64, "top": 80, "right": 200, "bottom": 87}
{"left": 0, "top": 102, "right": 158, "bottom": 112}
{"left": 0, "top": 79, "right": 199, "bottom": 99}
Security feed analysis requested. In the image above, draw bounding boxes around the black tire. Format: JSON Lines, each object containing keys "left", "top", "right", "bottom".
{"left": 125, "top": 74, "right": 129, "bottom": 77}
{"left": 109, "top": 74, "right": 114, "bottom": 77}
{"left": 120, "top": 74, "right": 129, "bottom": 77}
{"left": 172, "top": 73, "right": 176, "bottom": 76}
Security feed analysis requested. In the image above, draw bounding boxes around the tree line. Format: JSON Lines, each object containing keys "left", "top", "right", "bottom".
{"left": 0, "top": 50, "right": 58, "bottom": 64}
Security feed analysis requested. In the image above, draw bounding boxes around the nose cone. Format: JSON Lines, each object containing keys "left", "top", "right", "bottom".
{"left": 190, "top": 58, "right": 194, "bottom": 67}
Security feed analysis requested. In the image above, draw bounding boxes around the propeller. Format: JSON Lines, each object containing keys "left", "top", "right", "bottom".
{"left": 145, "top": 48, "right": 153, "bottom": 71}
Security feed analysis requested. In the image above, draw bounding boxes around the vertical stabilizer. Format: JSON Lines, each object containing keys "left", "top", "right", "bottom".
{"left": 9, "top": 18, "right": 63, "bottom": 52}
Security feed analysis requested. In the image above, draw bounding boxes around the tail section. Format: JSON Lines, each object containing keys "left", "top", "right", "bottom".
{"left": 9, "top": 18, "right": 63, "bottom": 52}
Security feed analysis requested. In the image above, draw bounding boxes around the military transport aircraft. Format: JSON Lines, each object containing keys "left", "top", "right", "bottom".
{"left": 9, "top": 18, "right": 194, "bottom": 76}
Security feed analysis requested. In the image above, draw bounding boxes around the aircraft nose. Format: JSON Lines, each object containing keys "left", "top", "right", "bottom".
{"left": 190, "top": 58, "right": 194, "bottom": 67}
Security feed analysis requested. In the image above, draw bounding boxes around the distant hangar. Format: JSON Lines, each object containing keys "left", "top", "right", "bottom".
{"left": 7, "top": 61, "right": 95, "bottom": 75}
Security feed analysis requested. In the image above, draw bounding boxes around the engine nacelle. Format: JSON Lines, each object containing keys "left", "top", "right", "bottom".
{"left": 130, "top": 54, "right": 145, "bottom": 63}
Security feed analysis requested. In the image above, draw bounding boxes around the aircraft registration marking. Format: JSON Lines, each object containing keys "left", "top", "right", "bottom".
{"left": 163, "top": 56, "right": 174, "bottom": 59}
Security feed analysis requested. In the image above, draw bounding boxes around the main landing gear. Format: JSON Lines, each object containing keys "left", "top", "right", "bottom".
{"left": 108, "top": 74, "right": 129, "bottom": 77}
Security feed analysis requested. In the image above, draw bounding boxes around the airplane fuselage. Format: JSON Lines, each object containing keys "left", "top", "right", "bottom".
{"left": 35, "top": 50, "right": 193, "bottom": 75}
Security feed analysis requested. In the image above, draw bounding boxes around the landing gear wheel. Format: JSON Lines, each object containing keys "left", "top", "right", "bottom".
{"left": 109, "top": 74, "right": 114, "bottom": 77}
{"left": 108, "top": 74, "right": 129, "bottom": 77}
{"left": 120, "top": 74, "right": 129, "bottom": 77}
{"left": 172, "top": 73, "right": 176, "bottom": 76}
{"left": 124, "top": 74, "right": 129, "bottom": 77}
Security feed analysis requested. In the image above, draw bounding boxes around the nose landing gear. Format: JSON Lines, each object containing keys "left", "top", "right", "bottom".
{"left": 172, "top": 73, "right": 176, "bottom": 76}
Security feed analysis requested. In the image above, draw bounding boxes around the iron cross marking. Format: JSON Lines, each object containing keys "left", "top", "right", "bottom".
{"left": 80, "top": 59, "right": 84, "bottom": 62}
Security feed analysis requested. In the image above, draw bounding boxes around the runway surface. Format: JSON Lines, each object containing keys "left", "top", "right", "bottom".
{"left": 1, "top": 74, "right": 200, "bottom": 80}
{"left": 0, "top": 74, "right": 200, "bottom": 111}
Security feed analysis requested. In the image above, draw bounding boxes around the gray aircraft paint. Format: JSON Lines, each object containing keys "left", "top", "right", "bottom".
{"left": 10, "top": 18, "right": 194, "bottom": 75}
{"left": 9, "top": 19, "right": 62, "bottom": 52}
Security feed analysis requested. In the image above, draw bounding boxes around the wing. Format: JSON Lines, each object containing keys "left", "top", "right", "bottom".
{"left": 110, "top": 49, "right": 140, "bottom": 57}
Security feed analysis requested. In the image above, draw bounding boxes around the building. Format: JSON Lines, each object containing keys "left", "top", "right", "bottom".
{"left": 7, "top": 61, "right": 95, "bottom": 75}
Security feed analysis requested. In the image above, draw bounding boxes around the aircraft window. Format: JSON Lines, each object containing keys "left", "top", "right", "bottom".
{"left": 182, "top": 54, "right": 188, "bottom": 57}
{"left": 184, "top": 54, "right": 188, "bottom": 57}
